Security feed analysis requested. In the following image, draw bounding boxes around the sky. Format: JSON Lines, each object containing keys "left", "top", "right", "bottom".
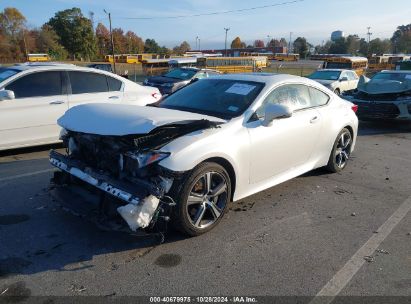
{"left": 2, "top": 0, "right": 411, "bottom": 49}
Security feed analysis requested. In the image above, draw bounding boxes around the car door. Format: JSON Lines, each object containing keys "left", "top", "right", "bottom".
{"left": 247, "top": 84, "right": 323, "bottom": 184}
{"left": 67, "top": 71, "right": 123, "bottom": 108}
{"left": 339, "top": 71, "right": 351, "bottom": 92}
{"left": 0, "top": 70, "right": 68, "bottom": 150}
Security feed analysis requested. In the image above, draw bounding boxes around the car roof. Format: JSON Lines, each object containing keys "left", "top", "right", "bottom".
{"left": 6, "top": 63, "right": 109, "bottom": 73}
{"left": 316, "top": 69, "right": 353, "bottom": 72}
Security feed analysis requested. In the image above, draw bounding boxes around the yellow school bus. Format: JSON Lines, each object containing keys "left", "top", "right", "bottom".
{"left": 141, "top": 58, "right": 170, "bottom": 75}
{"left": 197, "top": 56, "right": 268, "bottom": 73}
{"left": 27, "top": 53, "right": 50, "bottom": 62}
{"left": 104, "top": 54, "right": 122, "bottom": 63}
{"left": 118, "top": 54, "right": 139, "bottom": 63}
{"left": 273, "top": 53, "right": 300, "bottom": 61}
{"left": 323, "top": 56, "right": 368, "bottom": 76}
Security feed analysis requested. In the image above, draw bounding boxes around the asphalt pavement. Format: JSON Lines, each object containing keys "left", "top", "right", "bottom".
{"left": 0, "top": 121, "right": 410, "bottom": 301}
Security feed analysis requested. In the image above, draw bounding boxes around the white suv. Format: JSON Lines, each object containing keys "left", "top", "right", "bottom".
{"left": 0, "top": 63, "right": 161, "bottom": 150}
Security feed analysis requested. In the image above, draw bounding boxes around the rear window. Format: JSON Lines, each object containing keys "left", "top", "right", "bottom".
{"left": 6, "top": 71, "right": 62, "bottom": 98}
{"left": 69, "top": 71, "right": 108, "bottom": 94}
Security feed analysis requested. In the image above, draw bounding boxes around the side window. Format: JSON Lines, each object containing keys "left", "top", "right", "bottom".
{"left": 68, "top": 71, "right": 108, "bottom": 94}
{"left": 107, "top": 76, "right": 122, "bottom": 91}
{"left": 309, "top": 87, "right": 330, "bottom": 107}
{"left": 257, "top": 84, "right": 312, "bottom": 117}
{"left": 6, "top": 71, "right": 62, "bottom": 98}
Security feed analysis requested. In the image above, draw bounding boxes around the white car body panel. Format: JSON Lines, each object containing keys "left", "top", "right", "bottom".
{"left": 0, "top": 64, "right": 161, "bottom": 151}
{"left": 56, "top": 73, "right": 358, "bottom": 202}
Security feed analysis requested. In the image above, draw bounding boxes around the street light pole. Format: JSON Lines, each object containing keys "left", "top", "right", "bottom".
{"left": 198, "top": 38, "right": 201, "bottom": 51}
{"left": 196, "top": 36, "right": 198, "bottom": 50}
{"left": 224, "top": 28, "right": 230, "bottom": 57}
{"left": 104, "top": 9, "right": 116, "bottom": 74}
{"left": 288, "top": 32, "right": 293, "bottom": 54}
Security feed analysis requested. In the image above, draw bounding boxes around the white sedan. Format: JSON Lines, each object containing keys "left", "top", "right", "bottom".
{"left": 0, "top": 63, "right": 161, "bottom": 150}
{"left": 50, "top": 73, "right": 358, "bottom": 236}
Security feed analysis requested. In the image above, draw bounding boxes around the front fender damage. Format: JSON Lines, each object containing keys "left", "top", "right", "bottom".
{"left": 49, "top": 119, "right": 219, "bottom": 237}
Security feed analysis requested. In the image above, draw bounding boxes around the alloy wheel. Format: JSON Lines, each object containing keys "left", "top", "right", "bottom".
{"left": 335, "top": 131, "right": 352, "bottom": 169}
{"left": 186, "top": 171, "right": 228, "bottom": 229}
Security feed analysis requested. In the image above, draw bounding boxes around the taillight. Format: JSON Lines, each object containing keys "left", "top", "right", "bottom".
{"left": 351, "top": 104, "right": 358, "bottom": 113}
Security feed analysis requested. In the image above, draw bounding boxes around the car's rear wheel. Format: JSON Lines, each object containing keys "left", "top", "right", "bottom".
{"left": 171, "top": 162, "right": 231, "bottom": 236}
{"left": 326, "top": 128, "right": 352, "bottom": 173}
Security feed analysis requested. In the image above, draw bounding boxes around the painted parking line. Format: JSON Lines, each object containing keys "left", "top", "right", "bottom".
{"left": 310, "top": 195, "right": 411, "bottom": 304}
{"left": 0, "top": 169, "right": 56, "bottom": 183}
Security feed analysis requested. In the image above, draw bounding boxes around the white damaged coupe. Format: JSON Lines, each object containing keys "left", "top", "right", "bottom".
{"left": 50, "top": 73, "right": 359, "bottom": 236}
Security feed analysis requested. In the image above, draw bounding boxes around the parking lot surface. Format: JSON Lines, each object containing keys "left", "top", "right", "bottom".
{"left": 0, "top": 121, "right": 410, "bottom": 300}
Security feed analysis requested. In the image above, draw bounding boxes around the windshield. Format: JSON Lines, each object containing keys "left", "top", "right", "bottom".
{"left": 372, "top": 72, "right": 411, "bottom": 82}
{"left": 159, "top": 79, "right": 265, "bottom": 119}
{"left": 325, "top": 62, "right": 352, "bottom": 69}
{"left": 164, "top": 69, "right": 197, "bottom": 80}
{"left": 309, "top": 70, "right": 341, "bottom": 80}
{"left": 0, "top": 68, "right": 21, "bottom": 83}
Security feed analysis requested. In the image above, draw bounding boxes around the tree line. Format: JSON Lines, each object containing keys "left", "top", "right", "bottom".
{"left": 230, "top": 25, "right": 411, "bottom": 58}
{"left": 0, "top": 7, "right": 192, "bottom": 62}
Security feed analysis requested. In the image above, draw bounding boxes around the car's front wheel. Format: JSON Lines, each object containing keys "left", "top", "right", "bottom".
{"left": 326, "top": 128, "right": 352, "bottom": 173}
{"left": 171, "top": 162, "right": 231, "bottom": 236}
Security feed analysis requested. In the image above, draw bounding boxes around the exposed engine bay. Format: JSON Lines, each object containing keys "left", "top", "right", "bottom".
{"left": 49, "top": 119, "right": 220, "bottom": 238}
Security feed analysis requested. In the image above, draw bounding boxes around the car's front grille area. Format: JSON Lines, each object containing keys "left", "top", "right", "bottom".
{"left": 355, "top": 101, "right": 400, "bottom": 120}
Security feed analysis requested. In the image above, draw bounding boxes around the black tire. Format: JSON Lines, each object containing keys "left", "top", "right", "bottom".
{"left": 170, "top": 162, "right": 231, "bottom": 237}
{"left": 334, "top": 88, "right": 341, "bottom": 96}
{"left": 326, "top": 128, "right": 352, "bottom": 173}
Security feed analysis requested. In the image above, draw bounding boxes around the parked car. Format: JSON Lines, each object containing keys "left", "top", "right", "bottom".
{"left": 143, "top": 67, "right": 221, "bottom": 95}
{"left": 0, "top": 63, "right": 161, "bottom": 150}
{"left": 50, "top": 73, "right": 358, "bottom": 237}
{"left": 344, "top": 70, "right": 411, "bottom": 121}
{"left": 308, "top": 69, "right": 359, "bottom": 95}
{"left": 87, "top": 63, "right": 113, "bottom": 73}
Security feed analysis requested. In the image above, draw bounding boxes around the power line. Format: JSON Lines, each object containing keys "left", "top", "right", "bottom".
{"left": 119, "top": 0, "right": 305, "bottom": 20}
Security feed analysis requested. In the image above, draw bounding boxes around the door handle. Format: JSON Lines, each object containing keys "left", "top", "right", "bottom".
{"left": 109, "top": 96, "right": 119, "bottom": 99}
{"left": 49, "top": 101, "right": 65, "bottom": 105}
{"left": 310, "top": 116, "right": 319, "bottom": 123}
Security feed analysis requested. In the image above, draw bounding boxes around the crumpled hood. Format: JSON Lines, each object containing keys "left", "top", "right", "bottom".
{"left": 58, "top": 103, "right": 225, "bottom": 136}
{"left": 358, "top": 77, "right": 411, "bottom": 94}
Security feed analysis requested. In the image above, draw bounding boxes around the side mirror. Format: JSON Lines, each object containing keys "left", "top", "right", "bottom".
{"left": 0, "top": 90, "right": 15, "bottom": 101}
{"left": 261, "top": 103, "right": 293, "bottom": 127}
{"left": 340, "top": 77, "right": 349, "bottom": 82}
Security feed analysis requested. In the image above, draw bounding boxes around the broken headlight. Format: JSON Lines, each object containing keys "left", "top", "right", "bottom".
{"left": 124, "top": 151, "right": 170, "bottom": 169}
{"left": 59, "top": 128, "right": 68, "bottom": 140}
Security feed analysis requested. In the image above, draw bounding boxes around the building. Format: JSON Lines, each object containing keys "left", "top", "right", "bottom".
{"left": 331, "top": 31, "right": 345, "bottom": 42}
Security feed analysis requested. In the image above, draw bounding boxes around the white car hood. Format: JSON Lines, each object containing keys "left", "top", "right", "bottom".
{"left": 58, "top": 103, "right": 225, "bottom": 136}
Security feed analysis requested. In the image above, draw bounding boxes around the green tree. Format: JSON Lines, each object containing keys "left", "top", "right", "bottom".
{"left": 144, "top": 38, "right": 161, "bottom": 53}
{"left": 345, "top": 35, "right": 360, "bottom": 55}
{"left": 329, "top": 37, "right": 348, "bottom": 54}
{"left": 48, "top": 7, "right": 96, "bottom": 60}
{"left": 391, "top": 24, "right": 411, "bottom": 53}
{"left": 293, "top": 37, "right": 309, "bottom": 58}
{"left": 368, "top": 38, "right": 392, "bottom": 55}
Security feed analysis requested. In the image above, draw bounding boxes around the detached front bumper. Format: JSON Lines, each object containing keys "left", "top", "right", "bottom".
{"left": 49, "top": 150, "right": 173, "bottom": 234}
{"left": 348, "top": 97, "right": 411, "bottom": 121}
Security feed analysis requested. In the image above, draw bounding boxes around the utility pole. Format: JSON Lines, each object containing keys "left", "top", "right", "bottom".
{"left": 104, "top": 9, "right": 116, "bottom": 74}
{"left": 267, "top": 35, "right": 271, "bottom": 48}
{"left": 224, "top": 27, "right": 230, "bottom": 57}
{"left": 288, "top": 32, "right": 293, "bottom": 54}
{"left": 366, "top": 27, "right": 372, "bottom": 55}
{"left": 198, "top": 38, "right": 201, "bottom": 51}
{"left": 196, "top": 36, "right": 198, "bottom": 50}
